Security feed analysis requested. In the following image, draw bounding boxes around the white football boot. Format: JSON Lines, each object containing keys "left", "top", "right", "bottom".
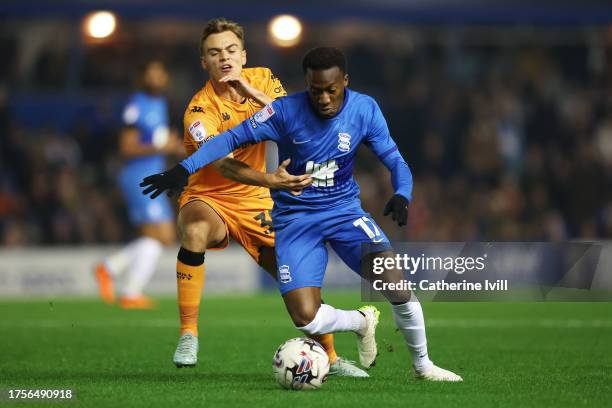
{"left": 356, "top": 305, "right": 380, "bottom": 368}
{"left": 414, "top": 364, "right": 463, "bottom": 382}
{"left": 329, "top": 357, "right": 370, "bottom": 378}
{"left": 173, "top": 333, "right": 198, "bottom": 368}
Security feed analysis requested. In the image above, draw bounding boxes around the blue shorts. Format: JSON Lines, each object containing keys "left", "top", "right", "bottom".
{"left": 119, "top": 159, "right": 173, "bottom": 226}
{"left": 273, "top": 201, "right": 391, "bottom": 295}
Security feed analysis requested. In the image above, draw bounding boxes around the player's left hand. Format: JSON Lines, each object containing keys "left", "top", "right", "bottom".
{"left": 383, "top": 194, "right": 410, "bottom": 227}
{"left": 219, "top": 74, "right": 256, "bottom": 99}
{"left": 140, "top": 164, "right": 189, "bottom": 199}
{"left": 266, "top": 159, "right": 313, "bottom": 195}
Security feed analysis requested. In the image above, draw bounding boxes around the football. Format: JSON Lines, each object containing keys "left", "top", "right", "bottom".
{"left": 272, "top": 337, "right": 330, "bottom": 390}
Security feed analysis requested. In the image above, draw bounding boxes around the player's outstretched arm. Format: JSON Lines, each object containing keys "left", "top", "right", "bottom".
{"left": 215, "top": 158, "right": 312, "bottom": 192}
{"left": 142, "top": 100, "right": 284, "bottom": 199}
{"left": 181, "top": 98, "right": 283, "bottom": 176}
{"left": 140, "top": 127, "right": 242, "bottom": 199}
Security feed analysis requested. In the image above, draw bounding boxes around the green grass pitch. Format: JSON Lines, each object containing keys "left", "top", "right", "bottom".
{"left": 1, "top": 292, "right": 611, "bottom": 407}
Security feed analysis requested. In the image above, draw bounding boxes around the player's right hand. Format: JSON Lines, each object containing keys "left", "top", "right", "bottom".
{"left": 140, "top": 164, "right": 189, "bottom": 199}
{"left": 267, "top": 159, "right": 312, "bottom": 195}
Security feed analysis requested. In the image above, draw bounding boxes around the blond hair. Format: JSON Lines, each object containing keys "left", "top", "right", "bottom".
{"left": 200, "top": 18, "right": 245, "bottom": 56}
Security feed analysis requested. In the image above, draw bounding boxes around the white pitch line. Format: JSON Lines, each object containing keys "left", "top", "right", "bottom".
{"left": 0, "top": 319, "right": 611, "bottom": 329}
{"left": 425, "top": 319, "right": 612, "bottom": 329}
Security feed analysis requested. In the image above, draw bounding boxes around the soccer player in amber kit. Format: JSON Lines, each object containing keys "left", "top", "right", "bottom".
{"left": 167, "top": 19, "right": 364, "bottom": 377}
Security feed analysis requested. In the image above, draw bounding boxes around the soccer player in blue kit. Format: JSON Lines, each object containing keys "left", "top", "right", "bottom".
{"left": 95, "top": 61, "right": 183, "bottom": 309}
{"left": 141, "top": 48, "right": 462, "bottom": 381}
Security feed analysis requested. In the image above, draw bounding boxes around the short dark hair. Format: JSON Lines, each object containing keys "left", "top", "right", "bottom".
{"left": 302, "top": 47, "right": 347, "bottom": 74}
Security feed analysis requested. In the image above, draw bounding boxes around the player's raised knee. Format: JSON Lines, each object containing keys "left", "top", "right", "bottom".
{"left": 179, "top": 220, "right": 213, "bottom": 251}
{"left": 290, "top": 305, "right": 320, "bottom": 330}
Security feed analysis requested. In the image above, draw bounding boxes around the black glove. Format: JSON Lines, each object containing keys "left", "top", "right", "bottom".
{"left": 383, "top": 194, "right": 410, "bottom": 227}
{"left": 140, "top": 164, "right": 189, "bottom": 199}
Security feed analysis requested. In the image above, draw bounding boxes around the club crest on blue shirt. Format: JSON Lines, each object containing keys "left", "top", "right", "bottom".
{"left": 338, "top": 132, "right": 351, "bottom": 152}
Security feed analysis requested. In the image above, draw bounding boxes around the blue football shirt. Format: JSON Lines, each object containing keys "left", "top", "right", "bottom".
{"left": 181, "top": 89, "right": 412, "bottom": 218}
{"left": 122, "top": 91, "right": 169, "bottom": 170}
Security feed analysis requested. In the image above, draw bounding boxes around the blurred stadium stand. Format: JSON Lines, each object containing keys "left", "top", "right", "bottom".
{"left": 1, "top": 1, "right": 612, "bottom": 296}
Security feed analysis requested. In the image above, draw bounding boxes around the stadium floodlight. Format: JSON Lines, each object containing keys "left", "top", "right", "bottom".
{"left": 268, "top": 15, "right": 302, "bottom": 47}
{"left": 84, "top": 11, "right": 117, "bottom": 39}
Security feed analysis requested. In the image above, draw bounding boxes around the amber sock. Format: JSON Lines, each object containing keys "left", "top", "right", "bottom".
{"left": 310, "top": 333, "right": 338, "bottom": 364}
{"left": 176, "top": 247, "right": 205, "bottom": 336}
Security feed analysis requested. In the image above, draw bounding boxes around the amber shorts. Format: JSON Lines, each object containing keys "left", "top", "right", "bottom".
{"left": 179, "top": 193, "right": 275, "bottom": 262}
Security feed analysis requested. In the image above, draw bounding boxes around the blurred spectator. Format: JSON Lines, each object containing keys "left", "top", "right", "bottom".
{"left": 1, "top": 25, "right": 612, "bottom": 244}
